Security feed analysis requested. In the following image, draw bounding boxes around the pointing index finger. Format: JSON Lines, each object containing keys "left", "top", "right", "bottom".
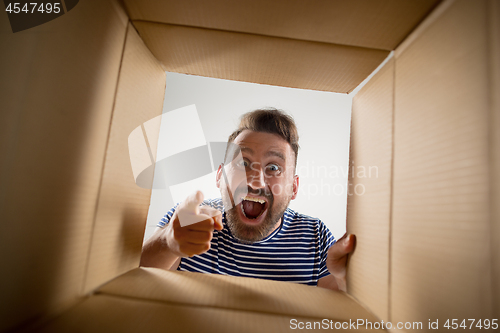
{"left": 178, "top": 191, "right": 210, "bottom": 227}
{"left": 182, "top": 190, "right": 204, "bottom": 213}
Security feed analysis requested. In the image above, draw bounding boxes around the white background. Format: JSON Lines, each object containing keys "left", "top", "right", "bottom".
{"left": 145, "top": 72, "right": 353, "bottom": 241}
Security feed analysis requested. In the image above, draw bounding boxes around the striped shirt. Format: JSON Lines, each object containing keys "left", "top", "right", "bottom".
{"left": 158, "top": 198, "right": 336, "bottom": 286}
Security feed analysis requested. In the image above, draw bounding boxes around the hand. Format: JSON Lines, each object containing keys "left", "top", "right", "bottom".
{"left": 165, "top": 191, "right": 222, "bottom": 257}
{"left": 140, "top": 191, "right": 222, "bottom": 269}
{"left": 166, "top": 191, "right": 223, "bottom": 257}
{"left": 325, "top": 233, "right": 356, "bottom": 292}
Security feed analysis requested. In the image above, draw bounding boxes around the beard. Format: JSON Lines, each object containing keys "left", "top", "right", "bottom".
{"left": 221, "top": 185, "right": 292, "bottom": 244}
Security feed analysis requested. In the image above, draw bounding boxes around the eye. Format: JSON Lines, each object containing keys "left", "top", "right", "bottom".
{"left": 235, "top": 159, "right": 249, "bottom": 168}
{"left": 266, "top": 163, "right": 281, "bottom": 174}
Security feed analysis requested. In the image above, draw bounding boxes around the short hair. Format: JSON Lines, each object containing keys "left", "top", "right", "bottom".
{"left": 226, "top": 108, "right": 300, "bottom": 167}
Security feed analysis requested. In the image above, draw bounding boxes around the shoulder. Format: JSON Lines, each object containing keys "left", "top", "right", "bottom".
{"left": 284, "top": 207, "right": 323, "bottom": 227}
{"left": 283, "top": 208, "right": 335, "bottom": 241}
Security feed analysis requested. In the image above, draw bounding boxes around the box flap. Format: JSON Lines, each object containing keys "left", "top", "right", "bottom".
{"left": 124, "top": 0, "right": 440, "bottom": 51}
{"left": 133, "top": 22, "right": 389, "bottom": 93}
{"left": 99, "top": 268, "right": 380, "bottom": 322}
{"left": 41, "top": 268, "right": 386, "bottom": 332}
{"left": 347, "top": 58, "right": 394, "bottom": 321}
{"left": 82, "top": 23, "right": 166, "bottom": 293}
{"left": 392, "top": 0, "right": 493, "bottom": 323}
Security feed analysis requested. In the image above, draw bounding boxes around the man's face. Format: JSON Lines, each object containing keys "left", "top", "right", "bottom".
{"left": 216, "top": 130, "right": 299, "bottom": 243}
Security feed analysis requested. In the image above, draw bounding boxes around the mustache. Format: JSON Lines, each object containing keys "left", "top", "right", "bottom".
{"left": 235, "top": 185, "right": 273, "bottom": 201}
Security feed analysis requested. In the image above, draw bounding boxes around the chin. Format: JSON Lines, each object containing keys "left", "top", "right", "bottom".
{"left": 225, "top": 204, "right": 287, "bottom": 244}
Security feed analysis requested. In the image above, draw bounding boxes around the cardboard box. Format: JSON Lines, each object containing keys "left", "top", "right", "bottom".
{"left": 0, "top": 0, "right": 498, "bottom": 331}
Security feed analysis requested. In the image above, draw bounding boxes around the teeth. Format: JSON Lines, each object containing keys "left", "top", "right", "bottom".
{"left": 240, "top": 204, "right": 247, "bottom": 218}
{"left": 242, "top": 196, "right": 266, "bottom": 204}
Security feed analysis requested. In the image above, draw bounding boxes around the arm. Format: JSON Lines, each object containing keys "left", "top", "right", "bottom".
{"left": 317, "top": 233, "right": 356, "bottom": 292}
{"left": 140, "top": 226, "right": 182, "bottom": 270}
{"left": 140, "top": 191, "right": 223, "bottom": 270}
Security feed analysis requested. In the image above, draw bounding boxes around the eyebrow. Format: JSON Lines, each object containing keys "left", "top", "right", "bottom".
{"left": 240, "top": 146, "right": 286, "bottom": 162}
{"left": 266, "top": 150, "right": 286, "bottom": 161}
{"left": 240, "top": 146, "right": 254, "bottom": 155}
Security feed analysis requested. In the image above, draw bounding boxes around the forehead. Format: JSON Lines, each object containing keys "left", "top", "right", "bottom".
{"left": 233, "top": 130, "right": 293, "bottom": 157}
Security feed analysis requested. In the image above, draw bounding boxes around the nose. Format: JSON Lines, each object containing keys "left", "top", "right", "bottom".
{"left": 246, "top": 163, "right": 266, "bottom": 190}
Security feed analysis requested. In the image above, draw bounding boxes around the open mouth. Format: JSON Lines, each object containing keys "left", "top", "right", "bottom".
{"left": 240, "top": 196, "right": 267, "bottom": 220}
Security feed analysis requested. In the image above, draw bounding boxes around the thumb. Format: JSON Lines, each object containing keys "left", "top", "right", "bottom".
{"left": 213, "top": 211, "right": 223, "bottom": 231}
{"left": 329, "top": 234, "right": 356, "bottom": 261}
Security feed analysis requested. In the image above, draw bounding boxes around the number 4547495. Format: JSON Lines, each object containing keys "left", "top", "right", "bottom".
{"left": 444, "top": 319, "right": 498, "bottom": 330}
{"left": 5, "top": 3, "right": 61, "bottom": 14}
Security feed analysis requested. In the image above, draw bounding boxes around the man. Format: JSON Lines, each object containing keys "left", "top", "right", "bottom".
{"left": 140, "top": 108, "right": 355, "bottom": 291}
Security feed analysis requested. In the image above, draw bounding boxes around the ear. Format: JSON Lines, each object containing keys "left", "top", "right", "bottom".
{"left": 216, "top": 164, "right": 223, "bottom": 188}
{"left": 291, "top": 175, "right": 299, "bottom": 200}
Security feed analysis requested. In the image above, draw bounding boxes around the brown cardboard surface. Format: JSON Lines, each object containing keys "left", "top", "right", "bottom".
{"left": 0, "top": 0, "right": 128, "bottom": 331}
{"left": 2, "top": 0, "right": 498, "bottom": 330}
{"left": 97, "top": 267, "right": 381, "bottom": 323}
{"left": 392, "top": 0, "right": 493, "bottom": 324}
{"left": 347, "top": 59, "right": 394, "bottom": 322}
{"left": 83, "top": 23, "right": 166, "bottom": 293}
{"left": 40, "top": 294, "right": 381, "bottom": 333}
{"left": 124, "top": 0, "right": 440, "bottom": 51}
{"left": 132, "top": 22, "right": 389, "bottom": 93}
{"left": 488, "top": 0, "right": 500, "bottom": 318}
